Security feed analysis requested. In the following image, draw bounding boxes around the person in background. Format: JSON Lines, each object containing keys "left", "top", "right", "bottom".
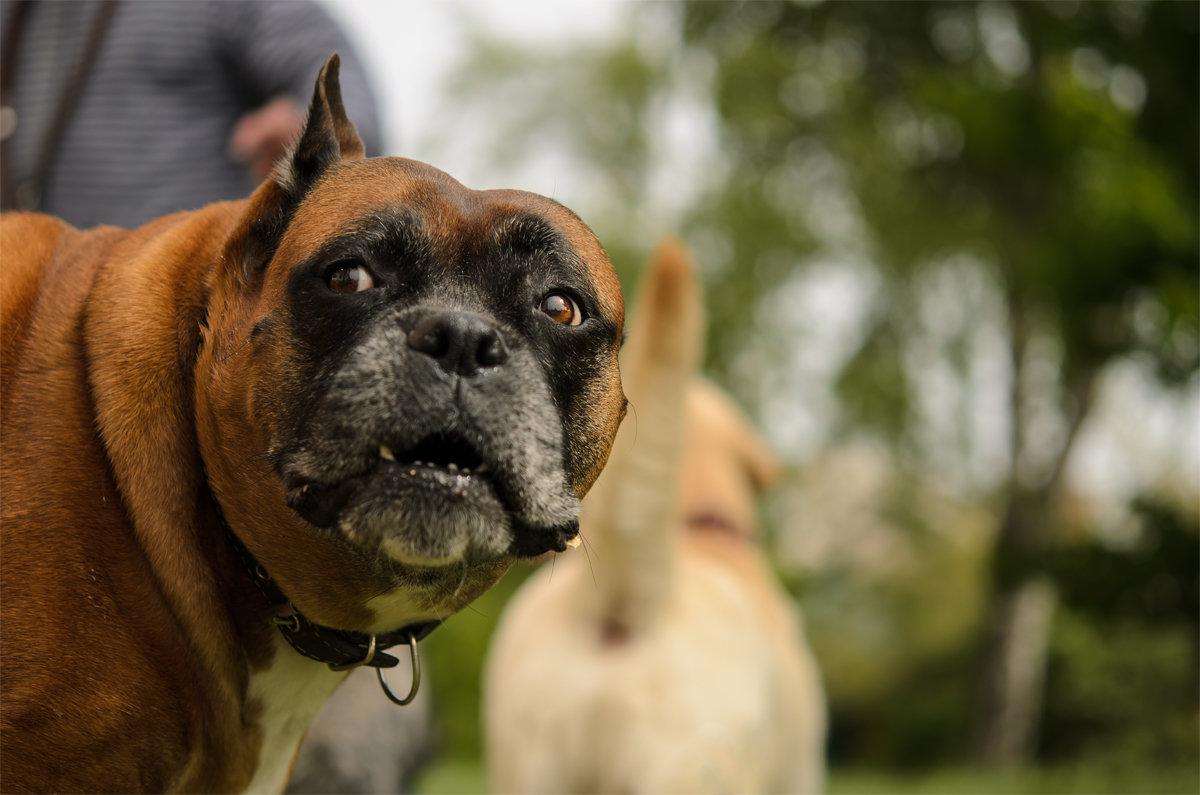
{"left": 0, "top": 0, "right": 382, "bottom": 229}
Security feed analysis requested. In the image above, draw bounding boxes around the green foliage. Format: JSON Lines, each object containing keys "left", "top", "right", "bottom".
{"left": 714, "top": 2, "right": 1191, "bottom": 396}
{"left": 1048, "top": 498, "right": 1199, "bottom": 627}
{"left": 1044, "top": 610, "right": 1197, "bottom": 768}
{"left": 792, "top": 469, "right": 993, "bottom": 762}
{"left": 833, "top": 313, "right": 913, "bottom": 442}
{"left": 1041, "top": 499, "right": 1199, "bottom": 766}
{"left": 825, "top": 763, "right": 1200, "bottom": 795}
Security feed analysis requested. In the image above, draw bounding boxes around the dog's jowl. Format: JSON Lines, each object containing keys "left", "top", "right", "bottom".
{"left": 0, "top": 55, "right": 625, "bottom": 793}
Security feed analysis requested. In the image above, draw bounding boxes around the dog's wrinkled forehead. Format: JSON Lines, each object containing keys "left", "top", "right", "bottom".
{"left": 269, "top": 157, "right": 622, "bottom": 320}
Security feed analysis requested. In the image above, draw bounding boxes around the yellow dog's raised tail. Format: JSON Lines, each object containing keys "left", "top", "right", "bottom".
{"left": 580, "top": 238, "right": 704, "bottom": 633}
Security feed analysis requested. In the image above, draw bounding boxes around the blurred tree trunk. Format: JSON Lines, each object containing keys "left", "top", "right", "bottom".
{"left": 972, "top": 516, "right": 1059, "bottom": 766}
{"left": 971, "top": 299, "right": 1096, "bottom": 766}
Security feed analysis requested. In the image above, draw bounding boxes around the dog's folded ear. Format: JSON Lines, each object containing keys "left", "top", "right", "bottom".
{"left": 223, "top": 53, "right": 365, "bottom": 284}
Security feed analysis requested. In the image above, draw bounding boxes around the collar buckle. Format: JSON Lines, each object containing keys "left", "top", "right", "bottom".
{"left": 329, "top": 633, "right": 378, "bottom": 671}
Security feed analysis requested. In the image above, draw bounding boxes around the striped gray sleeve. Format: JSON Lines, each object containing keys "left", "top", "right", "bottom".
{"left": 3, "top": 0, "right": 384, "bottom": 229}
{"left": 215, "top": 0, "right": 383, "bottom": 157}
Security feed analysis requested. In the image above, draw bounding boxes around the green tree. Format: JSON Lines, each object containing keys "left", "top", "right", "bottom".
{"left": 678, "top": 1, "right": 1196, "bottom": 766}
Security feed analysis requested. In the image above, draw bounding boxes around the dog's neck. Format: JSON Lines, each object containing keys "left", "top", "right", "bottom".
{"left": 219, "top": 513, "right": 440, "bottom": 671}
{"left": 221, "top": 514, "right": 435, "bottom": 792}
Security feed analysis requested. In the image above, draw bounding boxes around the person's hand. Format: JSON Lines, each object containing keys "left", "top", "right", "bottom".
{"left": 229, "top": 96, "right": 307, "bottom": 181}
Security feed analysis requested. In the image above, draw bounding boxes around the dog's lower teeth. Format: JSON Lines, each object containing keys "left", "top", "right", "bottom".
{"left": 395, "top": 458, "right": 479, "bottom": 481}
{"left": 379, "top": 444, "right": 395, "bottom": 461}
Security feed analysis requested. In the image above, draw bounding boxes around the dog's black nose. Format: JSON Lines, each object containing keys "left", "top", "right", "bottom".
{"left": 407, "top": 312, "right": 509, "bottom": 377}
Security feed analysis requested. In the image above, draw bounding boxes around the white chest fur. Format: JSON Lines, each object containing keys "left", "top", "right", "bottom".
{"left": 241, "top": 637, "right": 347, "bottom": 794}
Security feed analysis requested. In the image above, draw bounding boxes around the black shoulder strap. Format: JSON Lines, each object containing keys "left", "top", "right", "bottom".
{"left": 1, "top": 0, "right": 121, "bottom": 211}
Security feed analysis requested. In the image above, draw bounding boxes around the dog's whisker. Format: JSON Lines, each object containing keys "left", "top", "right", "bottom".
{"left": 450, "top": 565, "right": 475, "bottom": 602}
{"left": 462, "top": 601, "right": 487, "bottom": 619}
{"left": 212, "top": 330, "right": 255, "bottom": 367}
{"left": 577, "top": 530, "right": 600, "bottom": 590}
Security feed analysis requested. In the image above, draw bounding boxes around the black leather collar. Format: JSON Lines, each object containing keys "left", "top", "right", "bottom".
{"left": 221, "top": 518, "right": 441, "bottom": 671}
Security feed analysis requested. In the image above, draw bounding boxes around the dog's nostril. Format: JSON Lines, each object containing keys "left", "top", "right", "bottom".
{"left": 407, "top": 312, "right": 508, "bottom": 376}
{"left": 408, "top": 316, "right": 451, "bottom": 360}
{"left": 477, "top": 329, "right": 507, "bottom": 368}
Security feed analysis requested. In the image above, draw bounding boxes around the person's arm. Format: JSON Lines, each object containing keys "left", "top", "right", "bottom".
{"left": 219, "top": 0, "right": 383, "bottom": 179}
{"left": 229, "top": 95, "right": 308, "bottom": 181}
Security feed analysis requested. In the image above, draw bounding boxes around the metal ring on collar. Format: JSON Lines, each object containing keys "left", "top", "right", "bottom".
{"left": 271, "top": 613, "right": 301, "bottom": 632}
{"left": 376, "top": 633, "right": 421, "bottom": 706}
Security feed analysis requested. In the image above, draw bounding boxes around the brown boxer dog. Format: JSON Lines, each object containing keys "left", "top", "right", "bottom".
{"left": 0, "top": 55, "right": 625, "bottom": 793}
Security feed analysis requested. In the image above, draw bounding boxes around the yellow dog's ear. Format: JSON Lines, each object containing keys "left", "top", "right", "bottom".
{"left": 224, "top": 54, "right": 364, "bottom": 285}
{"left": 736, "top": 417, "right": 781, "bottom": 493}
{"left": 692, "top": 378, "right": 781, "bottom": 493}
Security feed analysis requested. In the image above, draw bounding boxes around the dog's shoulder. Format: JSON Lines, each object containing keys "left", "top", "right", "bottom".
{"left": 1, "top": 214, "right": 126, "bottom": 400}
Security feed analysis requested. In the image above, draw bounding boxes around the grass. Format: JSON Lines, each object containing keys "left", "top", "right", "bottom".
{"left": 416, "top": 759, "right": 1199, "bottom": 795}
{"left": 828, "top": 765, "right": 1198, "bottom": 794}
{"left": 416, "top": 760, "right": 488, "bottom": 794}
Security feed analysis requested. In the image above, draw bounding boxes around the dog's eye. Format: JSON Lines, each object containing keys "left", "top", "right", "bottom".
{"left": 539, "top": 292, "right": 583, "bottom": 326}
{"left": 327, "top": 263, "right": 375, "bottom": 294}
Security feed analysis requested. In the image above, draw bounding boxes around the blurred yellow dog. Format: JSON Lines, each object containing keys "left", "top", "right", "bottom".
{"left": 484, "top": 241, "right": 826, "bottom": 794}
